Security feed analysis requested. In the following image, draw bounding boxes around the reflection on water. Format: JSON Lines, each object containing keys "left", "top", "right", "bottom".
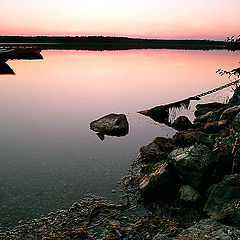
{"left": 0, "top": 49, "right": 239, "bottom": 229}
{"left": 0, "top": 62, "right": 15, "bottom": 75}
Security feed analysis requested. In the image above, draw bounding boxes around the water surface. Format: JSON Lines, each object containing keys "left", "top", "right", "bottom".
{"left": 0, "top": 49, "right": 239, "bottom": 228}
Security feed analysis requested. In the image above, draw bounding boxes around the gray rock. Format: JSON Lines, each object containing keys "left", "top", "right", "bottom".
{"left": 228, "top": 86, "right": 240, "bottom": 106}
{"left": 153, "top": 233, "right": 172, "bottom": 240}
{"left": 179, "top": 185, "right": 201, "bottom": 202}
{"left": 176, "top": 219, "right": 240, "bottom": 240}
{"left": 220, "top": 105, "right": 240, "bottom": 122}
{"left": 140, "top": 137, "right": 176, "bottom": 163}
{"left": 139, "top": 163, "right": 176, "bottom": 198}
{"left": 90, "top": 113, "right": 129, "bottom": 140}
{"left": 169, "top": 145, "right": 217, "bottom": 189}
{"left": 232, "top": 112, "right": 240, "bottom": 130}
{"left": 195, "top": 102, "right": 226, "bottom": 117}
{"left": 204, "top": 174, "right": 240, "bottom": 226}
{"left": 171, "top": 116, "right": 192, "bottom": 131}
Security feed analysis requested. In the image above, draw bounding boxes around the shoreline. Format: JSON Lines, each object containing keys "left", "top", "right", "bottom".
{"left": 0, "top": 36, "right": 239, "bottom": 51}
{"left": 0, "top": 85, "right": 240, "bottom": 239}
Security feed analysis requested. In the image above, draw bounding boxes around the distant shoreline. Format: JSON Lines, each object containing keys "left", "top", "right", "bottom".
{"left": 0, "top": 36, "right": 239, "bottom": 51}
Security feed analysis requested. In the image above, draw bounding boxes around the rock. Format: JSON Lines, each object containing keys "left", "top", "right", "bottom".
{"left": 232, "top": 112, "right": 240, "bottom": 130}
{"left": 172, "top": 130, "right": 211, "bottom": 148}
{"left": 139, "top": 163, "right": 176, "bottom": 199}
{"left": 175, "top": 219, "right": 240, "bottom": 240}
{"left": 204, "top": 174, "right": 240, "bottom": 226}
{"left": 169, "top": 145, "right": 217, "bottom": 189}
{"left": 228, "top": 86, "right": 240, "bottom": 106}
{"left": 203, "top": 120, "right": 228, "bottom": 133}
{"left": 171, "top": 116, "right": 192, "bottom": 131}
{"left": 90, "top": 113, "right": 129, "bottom": 140}
{"left": 153, "top": 233, "right": 172, "bottom": 240}
{"left": 140, "top": 137, "right": 176, "bottom": 163}
{"left": 179, "top": 185, "right": 201, "bottom": 202}
{"left": 195, "top": 102, "right": 226, "bottom": 117}
{"left": 220, "top": 105, "right": 240, "bottom": 122}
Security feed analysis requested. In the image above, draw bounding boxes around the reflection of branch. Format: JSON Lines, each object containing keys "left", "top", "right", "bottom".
{"left": 0, "top": 62, "right": 15, "bottom": 75}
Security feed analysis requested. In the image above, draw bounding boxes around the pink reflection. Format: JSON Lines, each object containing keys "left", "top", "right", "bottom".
{"left": 0, "top": 49, "right": 239, "bottom": 120}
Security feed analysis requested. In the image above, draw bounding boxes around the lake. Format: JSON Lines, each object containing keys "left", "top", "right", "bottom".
{"left": 0, "top": 49, "right": 239, "bottom": 229}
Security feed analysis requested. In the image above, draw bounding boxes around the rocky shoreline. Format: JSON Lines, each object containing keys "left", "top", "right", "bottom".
{"left": 1, "top": 86, "right": 240, "bottom": 240}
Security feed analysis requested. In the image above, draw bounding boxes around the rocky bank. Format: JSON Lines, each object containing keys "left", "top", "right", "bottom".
{"left": 1, "top": 86, "right": 240, "bottom": 240}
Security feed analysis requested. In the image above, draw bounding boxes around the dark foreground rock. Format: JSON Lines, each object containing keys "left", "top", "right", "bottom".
{"left": 139, "top": 163, "right": 176, "bottom": 199}
{"left": 194, "top": 102, "right": 226, "bottom": 117}
{"left": 90, "top": 113, "right": 129, "bottom": 140}
{"left": 171, "top": 116, "right": 192, "bottom": 131}
{"left": 204, "top": 174, "right": 240, "bottom": 226}
{"left": 175, "top": 219, "right": 240, "bottom": 240}
{"left": 168, "top": 145, "right": 217, "bottom": 190}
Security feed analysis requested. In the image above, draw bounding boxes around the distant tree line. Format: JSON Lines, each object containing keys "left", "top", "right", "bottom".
{"left": 0, "top": 36, "right": 238, "bottom": 51}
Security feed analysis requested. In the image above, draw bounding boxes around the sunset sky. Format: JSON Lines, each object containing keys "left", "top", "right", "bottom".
{"left": 0, "top": 0, "right": 239, "bottom": 40}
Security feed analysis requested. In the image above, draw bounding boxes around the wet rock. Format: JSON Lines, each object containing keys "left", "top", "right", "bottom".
{"left": 140, "top": 137, "right": 176, "bottom": 163}
{"left": 194, "top": 102, "right": 226, "bottom": 117}
{"left": 171, "top": 116, "right": 192, "bottom": 131}
{"left": 179, "top": 185, "right": 201, "bottom": 202}
{"left": 204, "top": 174, "right": 240, "bottom": 226}
{"left": 153, "top": 233, "right": 172, "bottom": 240}
{"left": 90, "top": 113, "right": 129, "bottom": 140}
{"left": 169, "top": 145, "right": 217, "bottom": 189}
{"left": 228, "top": 86, "right": 240, "bottom": 106}
{"left": 139, "top": 163, "right": 176, "bottom": 199}
{"left": 232, "top": 112, "right": 240, "bottom": 130}
{"left": 172, "top": 130, "right": 211, "bottom": 148}
{"left": 220, "top": 105, "right": 240, "bottom": 122}
{"left": 203, "top": 120, "right": 228, "bottom": 133}
{"left": 175, "top": 219, "right": 240, "bottom": 240}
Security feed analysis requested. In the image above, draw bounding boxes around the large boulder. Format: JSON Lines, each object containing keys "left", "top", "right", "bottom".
{"left": 90, "top": 113, "right": 129, "bottom": 140}
{"left": 140, "top": 137, "right": 176, "bottom": 163}
{"left": 195, "top": 102, "right": 226, "bottom": 117}
{"left": 139, "top": 163, "right": 176, "bottom": 199}
{"left": 228, "top": 86, "right": 240, "bottom": 106}
{"left": 232, "top": 112, "right": 240, "bottom": 130}
{"left": 171, "top": 116, "right": 192, "bottom": 131}
{"left": 169, "top": 145, "right": 217, "bottom": 189}
{"left": 175, "top": 219, "right": 240, "bottom": 240}
{"left": 172, "top": 130, "right": 211, "bottom": 148}
{"left": 204, "top": 174, "right": 240, "bottom": 226}
{"left": 220, "top": 105, "right": 240, "bottom": 122}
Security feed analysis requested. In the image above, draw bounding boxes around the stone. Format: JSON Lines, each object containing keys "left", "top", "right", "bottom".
{"left": 228, "top": 86, "right": 240, "bottom": 106}
{"left": 139, "top": 163, "right": 176, "bottom": 199}
{"left": 175, "top": 219, "right": 240, "bottom": 240}
{"left": 232, "top": 112, "right": 240, "bottom": 130}
{"left": 179, "top": 185, "right": 201, "bottom": 202}
{"left": 140, "top": 137, "right": 176, "bottom": 163}
{"left": 90, "top": 113, "right": 129, "bottom": 140}
{"left": 171, "top": 116, "right": 192, "bottom": 131}
{"left": 220, "top": 105, "right": 240, "bottom": 122}
{"left": 195, "top": 102, "right": 226, "bottom": 117}
{"left": 204, "top": 174, "right": 240, "bottom": 226}
{"left": 169, "top": 145, "right": 217, "bottom": 189}
{"left": 172, "top": 130, "right": 211, "bottom": 148}
{"left": 153, "top": 233, "right": 172, "bottom": 240}
{"left": 203, "top": 120, "right": 228, "bottom": 133}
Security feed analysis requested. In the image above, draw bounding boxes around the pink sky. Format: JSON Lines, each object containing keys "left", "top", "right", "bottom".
{"left": 0, "top": 0, "right": 239, "bottom": 40}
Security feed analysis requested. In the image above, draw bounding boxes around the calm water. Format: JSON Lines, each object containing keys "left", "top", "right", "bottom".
{"left": 0, "top": 49, "right": 239, "bottom": 228}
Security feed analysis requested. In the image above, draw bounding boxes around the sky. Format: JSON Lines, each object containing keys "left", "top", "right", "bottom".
{"left": 0, "top": 0, "right": 239, "bottom": 40}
